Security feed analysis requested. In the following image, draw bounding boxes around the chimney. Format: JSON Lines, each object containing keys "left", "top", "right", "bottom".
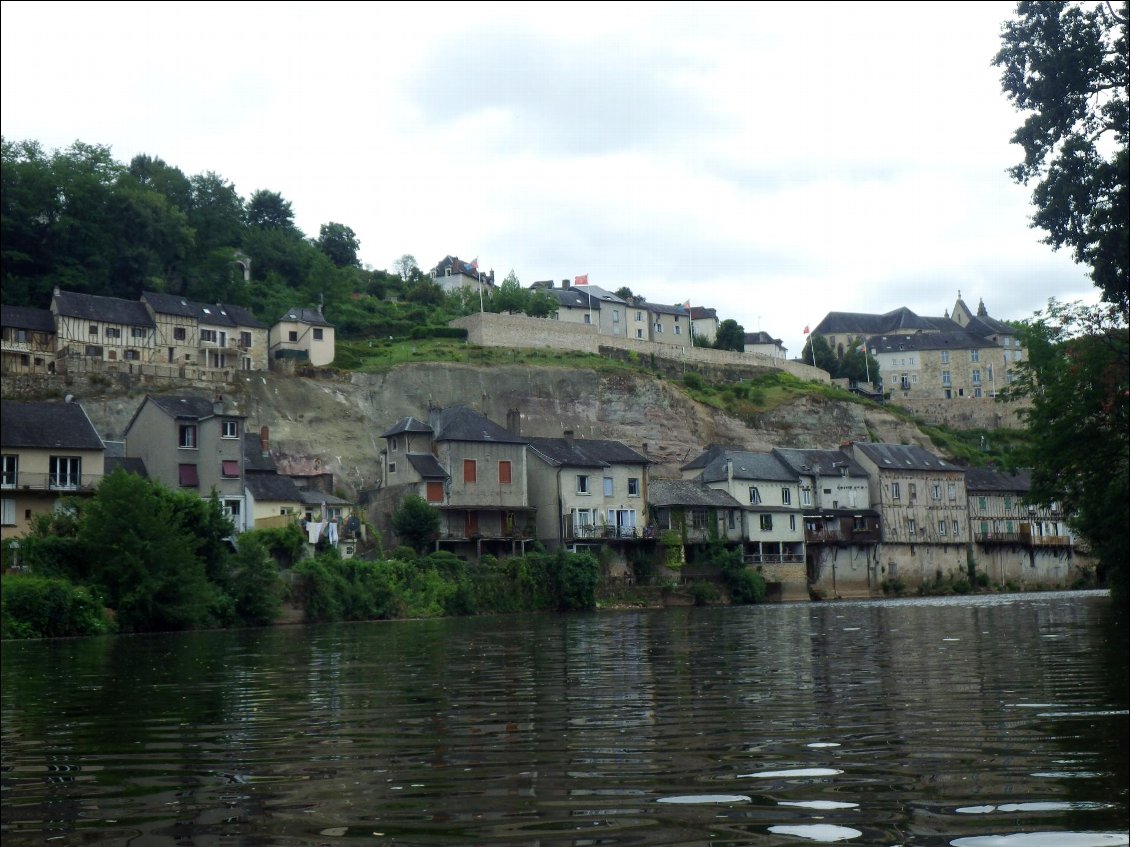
{"left": 260, "top": 425, "right": 270, "bottom": 459}
{"left": 562, "top": 278, "right": 571, "bottom": 289}
{"left": 506, "top": 408, "right": 521, "bottom": 436}
{"left": 213, "top": 394, "right": 224, "bottom": 416}
{"left": 563, "top": 430, "right": 575, "bottom": 448}
{"left": 726, "top": 457, "right": 734, "bottom": 483}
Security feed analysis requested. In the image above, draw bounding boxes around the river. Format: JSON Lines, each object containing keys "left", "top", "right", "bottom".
{"left": 2, "top": 591, "right": 1127, "bottom": 846}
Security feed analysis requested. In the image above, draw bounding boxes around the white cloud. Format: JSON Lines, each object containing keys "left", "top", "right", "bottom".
{"left": 2, "top": 0, "right": 1096, "bottom": 357}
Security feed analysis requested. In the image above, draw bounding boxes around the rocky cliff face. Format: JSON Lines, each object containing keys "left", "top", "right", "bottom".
{"left": 83, "top": 363, "right": 934, "bottom": 497}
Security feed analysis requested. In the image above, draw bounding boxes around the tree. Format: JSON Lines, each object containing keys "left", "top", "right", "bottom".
{"left": 247, "top": 189, "right": 297, "bottom": 231}
{"left": 614, "top": 286, "right": 635, "bottom": 301}
{"left": 393, "top": 253, "right": 419, "bottom": 281}
{"left": 1003, "top": 299, "right": 1129, "bottom": 601}
{"left": 316, "top": 222, "right": 360, "bottom": 267}
{"left": 713, "top": 319, "right": 745, "bottom": 351}
{"left": 995, "top": 1, "right": 1129, "bottom": 316}
{"left": 489, "top": 270, "right": 528, "bottom": 314}
{"left": 800, "top": 333, "right": 838, "bottom": 373}
{"left": 392, "top": 495, "right": 440, "bottom": 553}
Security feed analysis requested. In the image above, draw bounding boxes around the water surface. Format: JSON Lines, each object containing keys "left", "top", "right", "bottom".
{"left": 2, "top": 591, "right": 1126, "bottom": 845}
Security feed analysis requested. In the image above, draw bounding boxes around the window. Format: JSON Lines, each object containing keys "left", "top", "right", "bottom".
{"left": 691, "top": 508, "right": 708, "bottom": 529}
{"left": 463, "top": 459, "right": 477, "bottom": 484}
{"left": 781, "top": 487, "right": 791, "bottom": 505}
{"left": 173, "top": 326, "right": 186, "bottom": 341}
{"left": 426, "top": 480, "right": 444, "bottom": 502}
{"left": 222, "top": 419, "right": 239, "bottom": 439}
{"left": 313, "top": 328, "right": 324, "bottom": 341}
{"left": 388, "top": 462, "right": 396, "bottom": 474}
{"left": 728, "top": 510, "right": 736, "bottom": 529}
{"left": 1, "top": 498, "right": 14, "bottom": 526}
{"left": 124, "top": 349, "right": 140, "bottom": 361}
{"left": 938, "top": 520, "right": 947, "bottom": 536}
{"left": 105, "top": 327, "right": 121, "bottom": 339}
{"left": 636, "top": 328, "right": 644, "bottom": 339}
{"left": 85, "top": 345, "right": 102, "bottom": 357}
{"left": 201, "top": 329, "right": 217, "bottom": 343}
{"left": 942, "top": 371, "right": 952, "bottom": 386}
{"left": 801, "top": 487, "right": 812, "bottom": 506}
{"left": 978, "top": 496, "right": 987, "bottom": 511}
{"left": 941, "top": 351, "right": 950, "bottom": 364}
{"left": 389, "top": 436, "right": 399, "bottom": 452}
{"left": 948, "top": 483, "right": 957, "bottom": 501}
{"left": 179, "top": 464, "right": 199, "bottom": 487}
{"left": 50, "top": 456, "right": 81, "bottom": 489}
{"left": 223, "top": 499, "right": 242, "bottom": 519}
{"left": 974, "top": 387, "right": 983, "bottom": 398}
{"left": 972, "top": 369, "right": 982, "bottom": 385}
{"left": 628, "top": 477, "right": 640, "bottom": 497}
{"left": 908, "top": 483, "right": 917, "bottom": 499}
{"left": 674, "top": 324, "right": 681, "bottom": 335}
{"left": 789, "top": 514, "right": 796, "bottom": 531}
{"left": 89, "top": 324, "right": 99, "bottom": 336}
{"left": 577, "top": 474, "right": 590, "bottom": 494}
{"left": 288, "top": 331, "right": 298, "bottom": 342}
{"left": 971, "top": 349, "right": 980, "bottom": 362}
{"left": 221, "top": 460, "right": 240, "bottom": 478}
{"left": 1, "top": 455, "right": 16, "bottom": 488}
{"left": 759, "top": 514, "right": 773, "bottom": 531}
{"left": 907, "top": 517, "right": 917, "bottom": 536}
{"left": 583, "top": 313, "right": 592, "bottom": 325}
{"left": 1004, "top": 496, "right": 1013, "bottom": 512}
{"left": 931, "top": 484, "right": 942, "bottom": 500}
{"left": 499, "top": 460, "right": 512, "bottom": 485}
{"left": 612, "top": 309, "right": 620, "bottom": 323}
{"left": 240, "top": 331, "right": 252, "bottom": 348}
{"left": 853, "top": 516, "right": 867, "bottom": 531}
{"left": 944, "top": 389, "right": 953, "bottom": 399}
{"left": 179, "top": 424, "right": 198, "bottom": 449}
{"left": 636, "top": 311, "right": 643, "bottom": 321}
{"left": 603, "top": 477, "right": 613, "bottom": 496}
{"left": 891, "top": 482, "right": 901, "bottom": 500}
{"left": 953, "top": 520, "right": 960, "bottom": 536}
{"left": 132, "top": 327, "right": 146, "bottom": 338}
{"left": 655, "top": 322, "right": 662, "bottom": 334}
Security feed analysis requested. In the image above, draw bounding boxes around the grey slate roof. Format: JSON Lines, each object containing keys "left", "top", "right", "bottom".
{"left": 1, "top": 305, "right": 55, "bottom": 333}
{"left": 53, "top": 290, "right": 155, "bottom": 327}
{"left": 868, "top": 331, "right": 988, "bottom": 353}
{"left": 645, "top": 301, "right": 689, "bottom": 317}
{"left": 381, "top": 416, "right": 433, "bottom": 438}
{"left": 814, "top": 307, "right": 937, "bottom": 337}
{"left": 542, "top": 287, "right": 598, "bottom": 310}
{"left": 700, "top": 450, "right": 795, "bottom": 484}
{"left": 279, "top": 307, "right": 333, "bottom": 327}
{"left": 690, "top": 306, "right": 717, "bottom": 320}
{"left": 771, "top": 447, "right": 869, "bottom": 479}
{"left": 681, "top": 444, "right": 734, "bottom": 472}
{"left": 407, "top": 453, "right": 449, "bottom": 478}
{"left": 1, "top": 400, "right": 104, "bottom": 450}
{"left": 526, "top": 436, "right": 649, "bottom": 468}
{"left": 427, "top": 406, "right": 526, "bottom": 444}
{"left": 141, "top": 292, "right": 267, "bottom": 329}
{"left": 852, "top": 442, "right": 962, "bottom": 473}
{"left": 246, "top": 472, "right": 305, "bottom": 502}
{"left": 298, "top": 489, "right": 352, "bottom": 507}
{"left": 964, "top": 466, "right": 1031, "bottom": 494}
{"left": 243, "top": 432, "right": 277, "bottom": 473}
{"left": 219, "top": 303, "right": 266, "bottom": 329}
{"left": 144, "top": 394, "right": 222, "bottom": 420}
{"left": 744, "top": 331, "right": 783, "bottom": 346}
{"left": 648, "top": 479, "right": 742, "bottom": 509}
{"left": 105, "top": 456, "right": 148, "bottom": 478}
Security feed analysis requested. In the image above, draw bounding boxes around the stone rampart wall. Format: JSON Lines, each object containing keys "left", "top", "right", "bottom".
{"left": 451, "top": 313, "right": 830, "bottom": 384}
{"left": 893, "top": 397, "right": 1029, "bottom": 430}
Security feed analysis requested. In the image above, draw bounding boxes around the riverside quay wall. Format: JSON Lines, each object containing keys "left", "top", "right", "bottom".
{"left": 451, "top": 313, "right": 831, "bottom": 385}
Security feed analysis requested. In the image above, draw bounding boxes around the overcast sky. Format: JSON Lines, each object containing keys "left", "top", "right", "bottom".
{"left": 1, "top": 1, "right": 1102, "bottom": 356}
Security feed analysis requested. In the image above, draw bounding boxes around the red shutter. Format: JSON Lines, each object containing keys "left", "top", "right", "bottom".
{"left": 498, "top": 460, "right": 512, "bottom": 484}
{"left": 464, "top": 459, "right": 477, "bottom": 483}
{"left": 426, "top": 481, "right": 444, "bottom": 503}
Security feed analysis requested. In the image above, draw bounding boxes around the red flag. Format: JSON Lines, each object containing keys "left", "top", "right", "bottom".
{"left": 803, "top": 325, "right": 811, "bottom": 334}
{"left": 574, "top": 274, "right": 589, "bottom": 286}
{"left": 683, "top": 300, "right": 691, "bottom": 311}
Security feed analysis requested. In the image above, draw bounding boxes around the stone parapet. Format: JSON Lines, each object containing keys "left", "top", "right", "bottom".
{"left": 451, "top": 313, "right": 830, "bottom": 384}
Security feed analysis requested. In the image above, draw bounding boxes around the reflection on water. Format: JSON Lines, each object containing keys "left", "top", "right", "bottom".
{"left": 2, "top": 591, "right": 1126, "bottom": 846}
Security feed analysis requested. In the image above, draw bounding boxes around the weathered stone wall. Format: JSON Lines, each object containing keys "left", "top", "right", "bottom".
{"left": 757, "top": 561, "right": 809, "bottom": 602}
{"left": 809, "top": 545, "right": 880, "bottom": 599}
{"left": 451, "top": 313, "right": 830, "bottom": 384}
{"left": 973, "top": 543, "right": 1082, "bottom": 588}
{"left": 893, "top": 397, "right": 1029, "bottom": 430}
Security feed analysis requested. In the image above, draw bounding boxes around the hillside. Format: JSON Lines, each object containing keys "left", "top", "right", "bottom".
{"left": 81, "top": 362, "right": 937, "bottom": 496}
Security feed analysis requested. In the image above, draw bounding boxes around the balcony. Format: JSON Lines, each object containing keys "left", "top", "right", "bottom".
{"left": 562, "top": 523, "right": 658, "bottom": 542}
{"left": 743, "top": 553, "right": 805, "bottom": 565}
{"left": 973, "top": 530, "right": 1072, "bottom": 548}
{"left": 1, "top": 472, "right": 101, "bottom": 493}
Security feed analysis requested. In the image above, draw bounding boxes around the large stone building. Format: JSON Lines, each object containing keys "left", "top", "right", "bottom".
{"left": 813, "top": 294, "right": 1024, "bottom": 401}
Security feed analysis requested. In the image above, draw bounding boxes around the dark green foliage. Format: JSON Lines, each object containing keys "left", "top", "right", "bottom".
{"left": 0, "top": 575, "right": 114, "bottom": 639}
{"left": 683, "top": 372, "right": 705, "bottom": 390}
{"left": 1003, "top": 300, "right": 1129, "bottom": 601}
{"left": 392, "top": 495, "right": 441, "bottom": 553}
{"left": 550, "top": 550, "right": 600, "bottom": 611}
{"left": 801, "top": 333, "right": 880, "bottom": 384}
{"left": 689, "top": 581, "right": 720, "bottom": 606}
{"left": 995, "top": 1, "right": 1128, "bottom": 315}
{"left": 230, "top": 534, "right": 284, "bottom": 626}
{"left": 708, "top": 542, "right": 766, "bottom": 605}
{"left": 248, "top": 523, "right": 306, "bottom": 568}
{"left": 316, "top": 222, "right": 360, "bottom": 268}
{"left": 713, "top": 318, "right": 745, "bottom": 352}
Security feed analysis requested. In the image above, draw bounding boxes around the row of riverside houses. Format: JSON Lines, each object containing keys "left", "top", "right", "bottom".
{"left": 370, "top": 405, "right": 1081, "bottom": 599}
{"left": 1, "top": 396, "right": 363, "bottom": 559}
{"left": 2, "top": 396, "right": 1080, "bottom": 598}
{"left": 0, "top": 288, "right": 335, "bottom": 376}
